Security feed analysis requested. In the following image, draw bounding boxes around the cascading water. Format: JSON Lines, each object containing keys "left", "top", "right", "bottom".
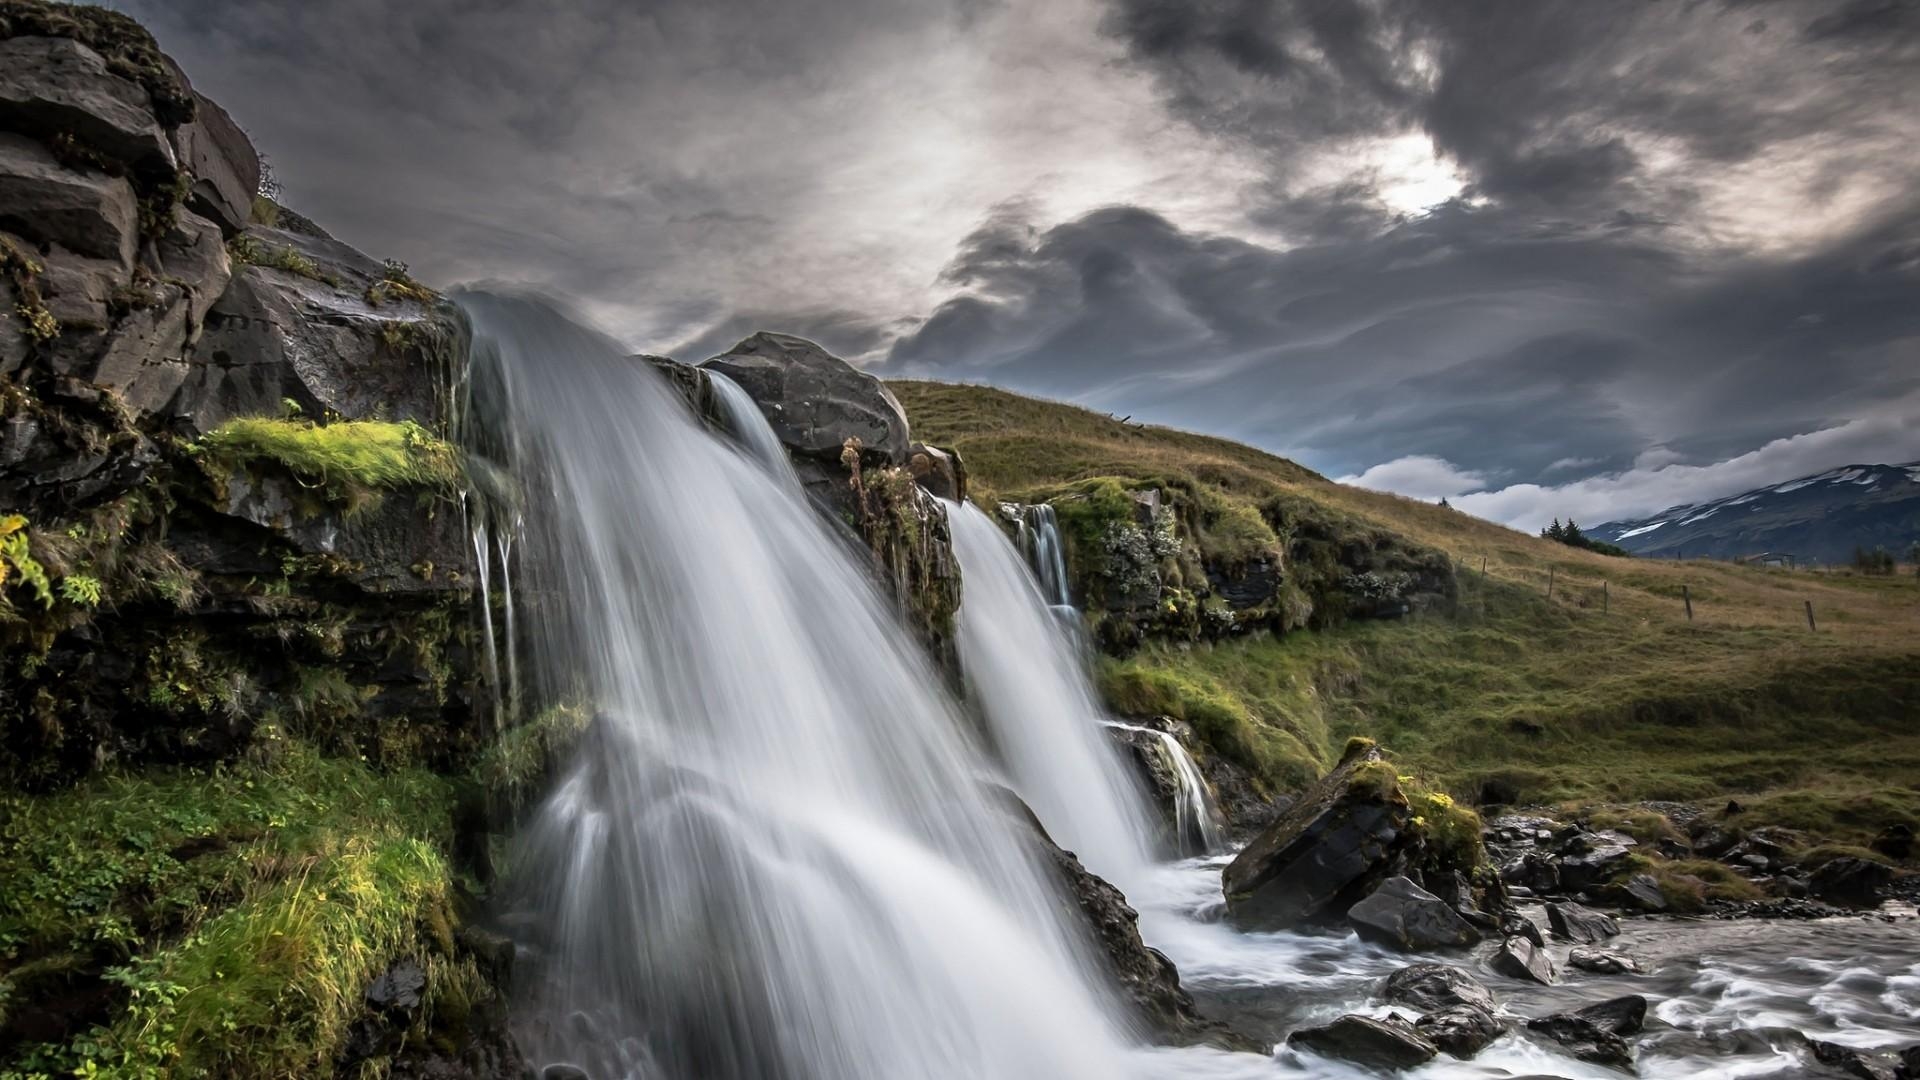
{"left": 1105, "top": 721, "right": 1225, "bottom": 855}
{"left": 1012, "top": 502, "right": 1075, "bottom": 609}
{"left": 454, "top": 291, "right": 1158, "bottom": 1080}
{"left": 947, "top": 501, "right": 1159, "bottom": 885}
{"left": 707, "top": 368, "right": 801, "bottom": 487}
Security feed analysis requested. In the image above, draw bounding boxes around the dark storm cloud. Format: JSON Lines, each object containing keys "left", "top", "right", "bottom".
{"left": 883, "top": 193, "right": 1920, "bottom": 487}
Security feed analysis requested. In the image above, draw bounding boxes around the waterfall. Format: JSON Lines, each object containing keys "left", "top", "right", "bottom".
{"left": 707, "top": 367, "right": 801, "bottom": 487}
{"left": 947, "top": 502, "right": 1159, "bottom": 884}
{"left": 1012, "top": 502, "right": 1074, "bottom": 609}
{"left": 454, "top": 292, "right": 1148, "bottom": 1080}
{"left": 1106, "top": 722, "right": 1225, "bottom": 855}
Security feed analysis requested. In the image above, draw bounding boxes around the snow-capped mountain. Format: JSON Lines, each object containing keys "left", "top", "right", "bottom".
{"left": 1592, "top": 462, "right": 1920, "bottom": 563}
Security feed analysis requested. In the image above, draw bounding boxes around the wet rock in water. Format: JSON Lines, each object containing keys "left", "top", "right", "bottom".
{"left": 1567, "top": 946, "right": 1640, "bottom": 975}
{"left": 1620, "top": 873, "right": 1668, "bottom": 912}
{"left": 1490, "top": 935, "right": 1556, "bottom": 985}
{"left": 1382, "top": 963, "right": 1496, "bottom": 1013}
{"left": 1807, "top": 857, "right": 1893, "bottom": 908}
{"left": 1416, "top": 1004, "right": 1505, "bottom": 1059}
{"left": 1573, "top": 994, "right": 1647, "bottom": 1036}
{"left": 1525, "top": 1013, "right": 1634, "bottom": 1068}
{"left": 997, "top": 788, "right": 1250, "bottom": 1050}
{"left": 541, "top": 1066, "right": 590, "bottom": 1080}
{"left": 1348, "top": 876, "right": 1483, "bottom": 952}
{"left": 1810, "top": 1039, "right": 1901, "bottom": 1080}
{"left": 1222, "top": 745, "right": 1411, "bottom": 929}
{"left": 1546, "top": 901, "right": 1619, "bottom": 944}
{"left": 1287, "top": 1014, "right": 1438, "bottom": 1070}
{"left": 1501, "top": 910, "right": 1546, "bottom": 948}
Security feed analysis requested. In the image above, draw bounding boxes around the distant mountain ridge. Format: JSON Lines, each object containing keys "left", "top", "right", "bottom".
{"left": 1593, "top": 462, "right": 1920, "bottom": 563}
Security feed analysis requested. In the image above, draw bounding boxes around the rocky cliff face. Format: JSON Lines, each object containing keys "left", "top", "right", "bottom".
{"left": 0, "top": 2, "right": 479, "bottom": 786}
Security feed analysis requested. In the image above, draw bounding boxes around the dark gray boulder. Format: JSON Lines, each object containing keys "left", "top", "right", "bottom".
{"left": 1567, "top": 947, "right": 1640, "bottom": 975}
{"left": 1415, "top": 1004, "right": 1504, "bottom": 1059}
{"left": 1546, "top": 901, "right": 1619, "bottom": 944}
{"left": 1501, "top": 910, "right": 1546, "bottom": 948}
{"left": 1620, "top": 873, "right": 1668, "bottom": 912}
{"left": 1287, "top": 1014, "right": 1438, "bottom": 1070}
{"left": 1348, "top": 876, "right": 1482, "bottom": 952}
{"left": 0, "top": 131, "right": 137, "bottom": 264}
{"left": 1525, "top": 1013, "right": 1633, "bottom": 1068}
{"left": 167, "top": 90, "right": 258, "bottom": 235}
{"left": 1222, "top": 745, "right": 1411, "bottom": 929}
{"left": 1381, "top": 963, "right": 1495, "bottom": 1013}
{"left": 0, "top": 35, "right": 172, "bottom": 167}
{"left": 1490, "top": 936, "right": 1555, "bottom": 985}
{"left": 700, "top": 332, "right": 910, "bottom": 467}
{"left": 1809, "top": 1040, "right": 1900, "bottom": 1080}
{"left": 1558, "top": 841, "right": 1633, "bottom": 893}
{"left": 1573, "top": 994, "right": 1647, "bottom": 1036}
{"left": 1808, "top": 857, "right": 1892, "bottom": 908}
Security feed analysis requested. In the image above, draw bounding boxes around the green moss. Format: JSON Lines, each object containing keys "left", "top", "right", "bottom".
{"left": 1639, "top": 858, "right": 1766, "bottom": 912}
{"left": 0, "top": 745, "right": 459, "bottom": 1076}
{"left": 197, "top": 416, "right": 462, "bottom": 509}
{"left": 1097, "top": 652, "right": 1325, "bottom": 789}
{"left": 470, "top": 701, "right": 590, "bottom": 812}
{"left": 2, "top": 236, "right": 58, "bottom": 345}
{"left": 1345, "top": 759, "right": 1402, "bottom": 802}
{"left": 364, "top": 259, "right": 438, "bottom": 307}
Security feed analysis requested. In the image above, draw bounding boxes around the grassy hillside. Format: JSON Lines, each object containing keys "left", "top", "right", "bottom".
{"left": 894, "top": 381, "right": 1920, "bottom": 845}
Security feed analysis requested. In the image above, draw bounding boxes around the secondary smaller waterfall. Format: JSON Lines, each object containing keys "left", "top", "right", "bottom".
{"left": 1105, "top": 722, "right": 1225, "bottom": 855}
{"left": 1009, "top": 503, "right": 1074, "bottom": 609}
{"left": 708, "top": 368, "right": 800, "bottom": 487}
{"left": 948, "top": 502, "right": 1157, "bottom": 885}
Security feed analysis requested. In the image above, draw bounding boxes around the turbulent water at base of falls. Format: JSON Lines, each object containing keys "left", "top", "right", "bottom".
{"left": 456, "top": 291, "right": 1162, "bottom": 1080}
{"left": 1105, "top": 722, "right": 1225, "bottom": 855}
{"left": 706, "top": 368, "right": 801, "bottom": 487}
{"left": 947, "top": 502, "right": 1162, "bottom": 885}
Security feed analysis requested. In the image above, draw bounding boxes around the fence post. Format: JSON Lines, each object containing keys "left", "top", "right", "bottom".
{"left": 1683, "top": 584, "right": 1693, "bottom": 621}
{"left": 1805, "top": 599, "right": 1816, "bottom": 632}
{"left": 1481, "top": 555, "right": 1488, "bottom": 576}
{"left": 1603, "top": 580, "right": 1609, "bottom": 613}
{"left": 1547, "top": 568, "right": 1555, "bottom": 598}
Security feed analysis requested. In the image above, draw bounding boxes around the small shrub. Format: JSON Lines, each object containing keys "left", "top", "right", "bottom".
{"left": 57, "top": 573, "right": 102, "bottom": 608}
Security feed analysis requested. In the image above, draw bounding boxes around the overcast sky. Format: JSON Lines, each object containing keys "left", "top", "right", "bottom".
{"left": 123, "top": 0, "right": 1920, "bottom": 530}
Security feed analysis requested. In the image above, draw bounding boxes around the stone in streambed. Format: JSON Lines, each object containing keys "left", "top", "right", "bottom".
{"left": 1567, "top": 946, "right": 1640, "bottom": 975}
{"left": 1415, "top": 1004, "right": 1505, "bottom": 1059}
{"left": 1545, "top": 901, "right": 1618, "bottom": 944}
{"left": 1222, "top": 745, "right": 1411, "bottom": 929}
{"left": 1490, "top": 935, "right": 1556, "bottom": 985}
{"left": 1348, "top": 876, "right": 1482, "bottom": 952}
{"left": 1501, "top": 910, "right": 1546, "bottom": 948}
{"left": 1620, "top": 873, "right": 1668, "bottom": 912}
{"left": 1287, "top": 1014, "right": 1438, "bottom": 1070}
{"left": 1525, "top": 1013, "right": 1634, "bottom": 1068}
{"left": 1810, "top": 1039, "right": 1901, "bottom": 1080}
{"left": 1381, "top": 963, "right": 1495, "bottom": 1013}
{"left": 1573, "top": 994, "right": 1647, "bottom": 1036}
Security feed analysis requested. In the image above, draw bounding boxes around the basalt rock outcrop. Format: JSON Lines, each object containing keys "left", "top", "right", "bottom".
{"left": 1, "top": 2, "right": 478, "bottom": 788}
{"left": 0, "top": 6, "right": 508, "bottom": 1073}
{"left": 1221, "top": 743, "right": 1493, "bottom": 932}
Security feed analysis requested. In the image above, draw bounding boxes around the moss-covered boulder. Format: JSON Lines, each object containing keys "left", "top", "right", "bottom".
{"left": 1221, "top": 741, "right": 1490, "bottom": 931}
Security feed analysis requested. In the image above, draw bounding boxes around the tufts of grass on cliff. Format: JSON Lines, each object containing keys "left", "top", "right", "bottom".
{"left": 892, "top": 380, "right": 1920, "bottom": 846}
{"left": 0, "top": 744, "right": 462, "bottom": 1077}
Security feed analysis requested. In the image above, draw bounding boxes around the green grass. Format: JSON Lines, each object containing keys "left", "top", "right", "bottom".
{"left": 197, "top": 417, "right": 462, "bottom": 510}
{"left": 896, "top": 381, "right": 1920, "bottom": 849}
{"left": 0, "top": 745, "right": 461, "bottom": 1077}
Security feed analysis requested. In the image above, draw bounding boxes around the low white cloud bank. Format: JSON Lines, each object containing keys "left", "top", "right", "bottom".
{"left": 1339, "top": 400, "right": 1920, "bottom": 534}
